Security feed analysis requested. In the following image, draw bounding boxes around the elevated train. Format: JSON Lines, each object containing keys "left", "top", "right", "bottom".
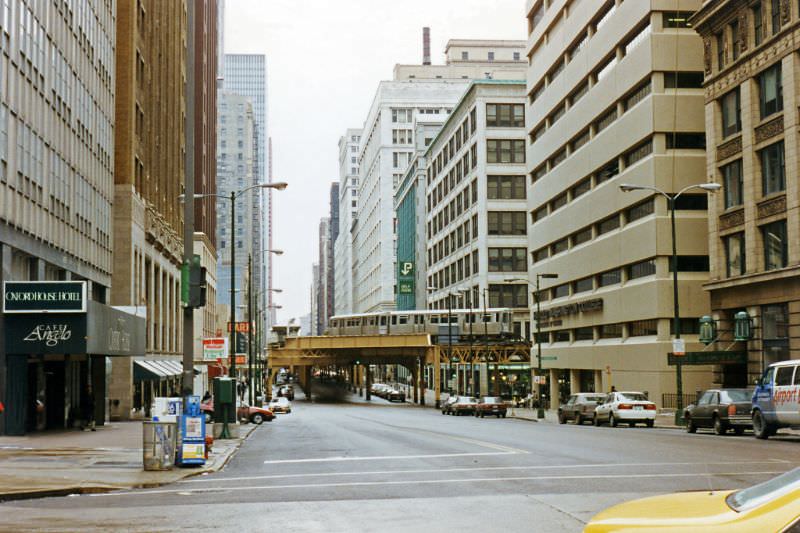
{"left": 325, "top": 308, "right": 515, "bottom": 340}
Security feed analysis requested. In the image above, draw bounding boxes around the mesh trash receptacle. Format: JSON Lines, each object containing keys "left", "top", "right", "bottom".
{"left": 143, "top": 421, "right": 177, "bottom": 470}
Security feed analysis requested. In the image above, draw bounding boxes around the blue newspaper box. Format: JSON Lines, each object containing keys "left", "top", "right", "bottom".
{"left": 176, "top": 395, "right": 206, "bottom": 466}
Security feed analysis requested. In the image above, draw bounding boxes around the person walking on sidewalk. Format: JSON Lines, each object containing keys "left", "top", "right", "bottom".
{"left": 81, "top": 384, "right": 96, "bottom": 431}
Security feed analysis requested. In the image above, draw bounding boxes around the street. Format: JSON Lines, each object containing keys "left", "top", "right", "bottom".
{"left": 1, "top": 394, "right": 799, "bottom": 532}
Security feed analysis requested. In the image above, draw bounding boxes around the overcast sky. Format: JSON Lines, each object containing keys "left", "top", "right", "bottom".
{"left": 224, "top": 0, "right": 527, "bottom": 323}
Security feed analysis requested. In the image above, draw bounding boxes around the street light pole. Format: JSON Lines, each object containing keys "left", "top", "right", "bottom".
{"left": 229, "top": 190, "right": 237, "bottom": 384}
{"left": 620, "top": 182, "right": 721, "bottom": 425}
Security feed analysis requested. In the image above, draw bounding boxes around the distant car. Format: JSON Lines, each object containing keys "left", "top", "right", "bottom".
{"left": 268, "top": 397, "right": 292, "bottom": 414}
{"left": 584, "top": 467, "right": 800, "bottom": 532}
{"left": 441, "top": 395, "right": 458, "bottom": 415}
{"left": 475, "top": 396, "right": 507, "bottom": 418}
{"left": 558, "top": 393, "right": 605, "bottom": 425}
{"left": 684, "top": 388, "right": 752, "bottom": 435}
{"left": 593, "top": 391, "right": 656, "bottom": 428}
{"left": 278, "top": 385, "right": 294, "bottom": 400}
{"left": 442, "top": 396, "right": 478, "bottom": 416}
{"left": 385, "top": 388, "right": 406, "bottom": 403}
{"left": 200, "top": 399, "right": 275, "bottom": 424}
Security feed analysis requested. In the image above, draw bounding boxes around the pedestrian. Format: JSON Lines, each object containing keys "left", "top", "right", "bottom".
{"left": 610, "top": 385, "right": 617, "bottom": 393}
{"left": 81, "top": 384, "right": 96, "bottom": 431}
{"left": 202, "top": 390, "right": 211, "bottom": 403}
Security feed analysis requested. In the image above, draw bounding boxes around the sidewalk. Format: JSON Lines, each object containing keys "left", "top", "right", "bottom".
{"left": 0, "top": 420, "right": 256, "bottom": 501}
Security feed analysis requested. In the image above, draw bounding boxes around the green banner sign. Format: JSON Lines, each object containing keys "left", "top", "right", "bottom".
{"left": 668, "top": 351, "right": 747, "bottom": 366}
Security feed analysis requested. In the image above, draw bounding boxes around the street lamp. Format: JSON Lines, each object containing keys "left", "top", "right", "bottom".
{"left": 185, "top": 182, "right": 288, "bottom": 385}
{"left": 619, "top": 182, "right": 721, "bottom": 425}
{"left": 506, "top": 274, "right": 557, "bottom": 419}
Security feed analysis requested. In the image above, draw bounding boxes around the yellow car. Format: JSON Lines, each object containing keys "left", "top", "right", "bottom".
{"left": 585, "top": 468, "right": 800, "bottom": 532}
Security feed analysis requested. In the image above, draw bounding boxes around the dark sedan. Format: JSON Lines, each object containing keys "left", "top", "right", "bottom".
{"left": 442, "top": 396, "right": 478, "bottom": 416}
{"left": 475, "top": 396, "right": 507, "bottom": 418}
{"left": 558, "top": 393, "right": 605, "bottom": 424}
{"left": 684, "top": 388, "right": 753, "bottom": 435}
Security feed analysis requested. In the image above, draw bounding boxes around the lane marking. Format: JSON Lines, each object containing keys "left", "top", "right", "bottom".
{"left": 182, "top": 460, "right": 798, "bottom": 484}
{"left": 94, "top": 470, "right": 788, "bottom": 497}
{"left": 263, "top": 451, "right": 515, "bottom": 464}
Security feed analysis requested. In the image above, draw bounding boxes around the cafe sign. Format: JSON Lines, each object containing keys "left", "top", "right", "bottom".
{"left": 3, "top": 281, "right": 87, "bottom": 313}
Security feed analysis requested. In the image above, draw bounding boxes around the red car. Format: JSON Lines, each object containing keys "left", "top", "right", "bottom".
{"left": 201, "top": 400, "right": 275, "bottom": 425}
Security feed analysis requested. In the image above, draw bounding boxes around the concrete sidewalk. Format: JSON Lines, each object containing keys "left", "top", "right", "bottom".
{"left": 0, "top": 420, "right": 256, "bottom": 501}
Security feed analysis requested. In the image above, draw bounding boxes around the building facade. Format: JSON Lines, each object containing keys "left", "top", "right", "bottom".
{"left": 328, "top": 183, "right": 339, "bottom": 320}
{"left": 223, "top": 54, "right": 271, "bottom": 333}
{"left": 316, "top": 217, "right": 331, "bottom": 335}
{"left": 692, "top": 0, "right": 800, "bottom": 384}
{"left": 334, "top": 129, "right": 361, "bottom": 315}
{"left": 525, "top": 0, "right": 714, "bottom": 407}
{"left": 110, "top": 0, "right": 190, "bottom": 420}
{"left": 0, "top": 0, "right": 119, "bottom": 434}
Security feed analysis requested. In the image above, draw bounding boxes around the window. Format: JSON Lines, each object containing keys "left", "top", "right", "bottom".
{"left": 571, "top": 179, "right": 591, "bottom": 199}
{"left": 487, "top": 175, "right": 526, "bottom": 199}
{"left": 552, "top": 284, "right": 570, "bottom": 299}
{"left": 629, "top": 319, "right": 658, "bottom": 336}
{"left": 599, "top": 324, "right": 622, "bottom": 339}
{"left": 487, "top": 140, "right": 525, "bottom": 164}
{"left": 753, "top": 2, "right": 763, "bottom": 45}
{"left": 722, "top": 160, "right": 743, "bottom": 208}
{"left": 513, "top": 52, "right": 520, "bottom": 61}
{"left": 595, "top": 159, "right": 619, "bottom": 184}
{"left": 462, "top": 51, "right": 469, "bottom": 60}
{"left": 670, "top": 318, "right": 701, "bottom": 335}
{"left": 724, "top": 232, "right": 745, "bottom": 277}
{"left": 487, "top": 211, "right": 526, "bottom": 235}
{"left": 716, "top": 95, "right": 739, "bottom": 142}
{"left": 392, "top": 108, "right": 412, "bottom": 123}
{"left": 624, "top": 80, "right": 652, "bottom": 110}
{"left": 675, "top": 195, "right": 708, "bottom": 210}
{"left": 666, "top": 133, "right": 706, "bottom": 149}
{"left": 627, "top": 258, "right": 656, "bottom": 279}
{"left": 532, "top": 247, "right": 549, "bottom": 263}
{"left": 595, "top": 107, "right": 617, "bottom": 133}
{"left": 771, "top": 0, "right": 781, "bottom": 35}
{"left": 549, "top": 148, "right": 567, "bottom": 168}
{"left": 570, "top": 81, "right": 589, "bottom": 105}
{"left": 488, "top": 51, "right": 495, "bottom": 61}
{"left": 486, "top": 104, "right": 524, "bottom": 127}
{"left": 758, "top": 63, "right": 783, "bottom": 118}
{"left": 716, "top": 32, "right": 725, "bottom": 70}
{"left": 554, "top": 331, "right": 571, "bottom": 342}
{"left": 664, "top": 72, "right": 704, "bottom": 89}
{"left": 488, "top": 284, "right": 527, "bottom": 307}
{"left": 625, "top": 139, "right": 653, "bottom": 166}
{"left": 488, "top": 248, "right": 527, "bottom": 272}
{"left": 598, "top": 268, "right": 621, "bottom": 287}
{"left": 597, "top": 214, "right": 620, "bottom": 235}
{"left": 574, "top": 327, "right": 594, "bottom": 341}
{"left": 663, "top": 11, "right": 694, "bottom": 28}
{"left": 729, "top": 20, "right": 741, "bottom": 60}
{"left": 574, "top": 277, "right": 593, "bottom": 294}
{"left": 624, "top": 24, "right": 651, "bottom": 55}
{"left": 571, "top": 129, "right": 591, "bottom": 152}
{"left": 572, "top": 227, "right": 592, "bottom": 246}
{"left": 759, "top": 141, "right": 785, "bottom": 195}
{"left": 532, "top": 205, "right": 548, "bottom": 223}
{"left": 550, "top": 193, "right": 568, "bottom": 211}
{"left": 626, "top": 198, "right": 655, "bottom": 222}
{"left": 762, "top": 219, "right": 787, "bottom": 270}
{"left": 552, "top": 237, "right": 569, "bottom": 254}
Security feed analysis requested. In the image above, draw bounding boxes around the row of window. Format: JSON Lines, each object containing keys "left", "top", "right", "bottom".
{"left": 721, "top": 140, "right": 785, "bottom": 210}
{"left": 723, "top": 219, "right": 788, "bottom": 278}
{"left": 429, "top": 215, "right": 478, "bottom": 265}
{"left": 427, "top": 250, "right": 479, "bottom": 294}
{"left": 718, "top": 62, "right": 782, "bottom": 143}
{"left": 713, "top": 1, "right": 791, "bottom": 74}
{"left": 428, "top": 179, "right": 477, "bottom": 238}
{"left": 539, "top": 318, "right": 701, "bottom": 343}
{"left": 427, "top": 107, "right": 477, "bottom": 180}
{"left": 427, "top": 144, "right": 476, "bottom": 213}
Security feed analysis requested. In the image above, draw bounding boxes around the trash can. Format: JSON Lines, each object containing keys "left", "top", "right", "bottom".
{"left": 143, "top": 420, "right": 177, "bottom": 471}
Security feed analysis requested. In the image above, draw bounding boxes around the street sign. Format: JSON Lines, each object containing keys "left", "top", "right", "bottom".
{"left": 227, "top": 321, "right": 251, "bottom": 333}
{"left": 672, "top": 339, "right": 685, "bottom": 356}
{"left": 202, "top": 338, "right": 227, "bottom": 361}
{"left": 3, "top": 281, "right": 87, "bottom": 313}
{"left": 668, "top": 351, "right": 747, "bottom": 366}
{"left": 533, "top": 375, "right": 547, "bottom": 385}
{"left": 398, "top": 262, "right": 414, "bottom": 277}
{"left": 398, "top": 281, "right": 414, "bottom": 294}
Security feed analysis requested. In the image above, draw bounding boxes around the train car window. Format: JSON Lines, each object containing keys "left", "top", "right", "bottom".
{"left": 391, "top": 316, "right": 397, "bottom": 325}
{"left": 380, "top": 316, "right": 387, "bottom": 326}
{"left": 399, "top": 316, "right": 408, "bottom": 324}
{"left": 482, "top": 314, "right": 491, "bottom": 322}
{"left": 431, "top": 316, "right": 439, "bottom": 324}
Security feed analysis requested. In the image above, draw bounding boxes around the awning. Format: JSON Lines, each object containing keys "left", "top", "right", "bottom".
{"left": 133, "top": 360, "right": 183, "bottom": 381}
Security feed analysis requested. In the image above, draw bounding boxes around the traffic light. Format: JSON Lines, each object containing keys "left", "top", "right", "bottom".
{"left": 188, "top": 254, "right": 207, "bottom": 308}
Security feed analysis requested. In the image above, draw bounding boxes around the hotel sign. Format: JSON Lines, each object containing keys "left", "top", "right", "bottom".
{"left": 3, "top": 281, "right": 87, "bottom": 313}
{"left": 534, "top": 298, "right": 603, "bottom": 321}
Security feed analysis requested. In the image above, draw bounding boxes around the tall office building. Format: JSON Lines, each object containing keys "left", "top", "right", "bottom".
{"left": 316, "top": 217, "right": 331, "bottom": 335}
{"left": 328, "top": 183, "right": 339, "bottom": 320}
{"left": 0, "top": 0, "right": 119, "bottom": 434}
{"left": 110, "top": 0, "right": 190, "bottom": 419}
{"left": 349, "top": 39, "right": 526, "bottom": 314}
{"left": 215, "top": 92, "right": 257, "bottom": 320}
{"left": 525, "top": 0, "right": 712, "bottom": 406}
{"left": 692, "top": 1, "right": 800, "bottom": 384}
{"left": 223, "top": 55, "right": 271, "bottom": 332}
{"left": 334, "top": 129, "right": 362, "bottom": 315}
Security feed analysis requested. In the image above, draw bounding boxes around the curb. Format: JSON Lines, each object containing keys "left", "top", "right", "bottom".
{"left": 0, "top": 424, "right": 258, "bottom": 502}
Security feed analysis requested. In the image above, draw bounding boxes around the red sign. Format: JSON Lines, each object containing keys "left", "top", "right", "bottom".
{"left": 216, "top": 356, "right": 246, "bottom": 365}
{"left": 227, "top": 322, "right": 250, "bottom": 333}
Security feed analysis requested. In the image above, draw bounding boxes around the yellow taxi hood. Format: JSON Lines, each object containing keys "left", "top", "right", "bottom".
{"left": 584, "top": 490, "right": 735, "bottom": 532}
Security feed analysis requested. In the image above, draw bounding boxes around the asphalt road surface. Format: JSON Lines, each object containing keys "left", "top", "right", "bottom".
{"left": 2, "top": 392, "right": 799, "bottom": 532}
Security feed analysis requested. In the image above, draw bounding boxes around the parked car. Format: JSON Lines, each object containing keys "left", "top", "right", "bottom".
{"left": 441, "top": 395, "right": 458, "bottom": 415}
{"left": 558, "top": 393, "right": 605, "bottom": 425}
{"left": 594, "top": 391, "right": 656, "bottom": 427}
{"left": 442, "top": 396, "right": 478, "bottom": 416}
{"left": 475, "top": 396, "right": 507, "bottom": 418}
{"left": 370, "top": 383, "right": 390, "bottom": 398}
{"left": 584, "top": 467, "right": 800, "bottom": 532}
{"left": 684, "top": 388, "right": 752, "bottom": 435}
{"left": 277, "top": 385, "right": 294, "bottom": 400}
{"left": 268, "top": 397, "right": 292, "bottom": 414}
{"left": 385, "top": 388, "right": 406, "bottom": 403}
{"left": 752, "top": 360, "right": 800, "bottom": 439}
{"left": 200, "top": 399, "right": 275, "bottom": 424}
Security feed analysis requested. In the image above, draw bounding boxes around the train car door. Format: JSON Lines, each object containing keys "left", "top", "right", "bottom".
{"left": 379, "top": 314, "right": 388, "bottom": 335}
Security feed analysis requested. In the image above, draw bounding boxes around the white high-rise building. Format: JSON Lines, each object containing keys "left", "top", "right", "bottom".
{"left": 335, "top": 129, "right": 362, "bottom": 315}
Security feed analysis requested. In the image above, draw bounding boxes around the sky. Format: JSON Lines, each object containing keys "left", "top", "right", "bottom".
{"left": 224, "top": 0, "right": 527, "bottom": 323}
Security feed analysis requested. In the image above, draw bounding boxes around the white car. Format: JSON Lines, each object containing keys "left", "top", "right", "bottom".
{"left": 593, "top": 391, "right": 656, "bottom": 428}
{"left": 268, "top": 397, "right": 292, "bottom": 414}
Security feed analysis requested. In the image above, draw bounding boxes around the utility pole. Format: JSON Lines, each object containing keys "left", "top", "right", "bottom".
{"left": 248, "top": 253, "right": 254, "bottom": 406}
{"left": 181, "top": 0, "right": 196, "bottom": 401}
{"left": 229, "top": 190, "right": 237, "bottom": 382}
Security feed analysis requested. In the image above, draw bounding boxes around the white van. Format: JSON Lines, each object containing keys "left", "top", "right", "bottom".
{"left": 752, "top": 360, "right": 800, "bottom": 439}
